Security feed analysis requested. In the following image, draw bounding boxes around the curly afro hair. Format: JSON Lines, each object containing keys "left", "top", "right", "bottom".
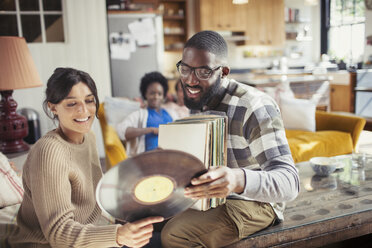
{"left": 140, "top": 71, "right": 168, "bottom": 99}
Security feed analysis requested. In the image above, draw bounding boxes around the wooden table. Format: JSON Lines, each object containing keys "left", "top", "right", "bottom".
{"left": 227, "top": 154, "right": 372, "bottom": 248}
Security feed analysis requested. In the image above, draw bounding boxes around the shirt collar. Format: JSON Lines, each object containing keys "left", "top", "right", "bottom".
{"left": 203, "top": 77, "right": 229, "bottom": 111}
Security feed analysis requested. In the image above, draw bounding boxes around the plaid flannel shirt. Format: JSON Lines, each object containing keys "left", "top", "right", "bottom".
{"left": 200, "top": 78, "right": 300, "bottom": 220}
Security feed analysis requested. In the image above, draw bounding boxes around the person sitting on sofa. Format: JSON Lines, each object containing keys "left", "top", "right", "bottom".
{"left": 160, "top": 30, "right": 299, "bottom": 248}
{"left": 7, "top": 67, "right": 163, "bottom": 248}
{"left": 116, "top": 71, "right": 176, "bottom": 157}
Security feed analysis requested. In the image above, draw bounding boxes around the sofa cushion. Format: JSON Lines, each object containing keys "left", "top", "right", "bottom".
{"left": 103, "top": 96, "right": 141, "bottom": 127}
{"left": 286, "top": 130, "right": 353, "bottom": 163}
{"left": 280, "top": 97, "right": 316, "bottom": 132}
{"left": 0, "top": 152, "right": 23, "bottom": 208}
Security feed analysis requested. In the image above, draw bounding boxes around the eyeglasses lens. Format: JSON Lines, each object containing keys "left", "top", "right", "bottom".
{"left": 177, "top": 64, "right": 212, "bottom": 80}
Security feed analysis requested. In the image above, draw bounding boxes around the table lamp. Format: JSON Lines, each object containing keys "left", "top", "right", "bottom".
{"left": 0, "top": 36, "right": 42, "bottom": 154}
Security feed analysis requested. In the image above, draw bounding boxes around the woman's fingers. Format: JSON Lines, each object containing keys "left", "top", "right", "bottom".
{"left": 117, "top": 216, "right": 163, "bottom": 247}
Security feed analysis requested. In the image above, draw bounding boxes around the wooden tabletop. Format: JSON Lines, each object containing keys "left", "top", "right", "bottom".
{"left": 227, "top": 154, "right": 372, "bottom": 248}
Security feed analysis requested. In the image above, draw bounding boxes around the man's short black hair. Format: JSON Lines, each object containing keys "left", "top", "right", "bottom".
{"left": 184, "top": 30, "right": 228, "bottom": 61}
{"left": 140, "top": 71, "right": 168, "bottom": 99}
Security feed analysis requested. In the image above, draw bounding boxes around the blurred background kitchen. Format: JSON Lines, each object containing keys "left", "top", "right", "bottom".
{"left": 105, "top": 0, "right": 372, "bottom": 118}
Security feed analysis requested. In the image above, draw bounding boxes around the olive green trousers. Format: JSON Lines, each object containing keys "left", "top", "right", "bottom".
{"left": 161, "top": 199, "right": 276, "bottom": 248}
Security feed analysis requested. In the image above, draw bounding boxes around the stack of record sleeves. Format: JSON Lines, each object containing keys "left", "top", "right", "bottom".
{"left": 159, "top": 112, "right": 227, "bottom": 211}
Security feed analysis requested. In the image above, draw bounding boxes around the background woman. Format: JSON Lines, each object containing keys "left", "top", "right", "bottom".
{"left": 7, "top": 67, "right": 163, "bottom": 247}
{"left": 116, "top": 71, "right": 175, "bottom": 157}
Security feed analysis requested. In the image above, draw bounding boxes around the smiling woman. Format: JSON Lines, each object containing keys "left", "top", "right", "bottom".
{"left": 48, "top": 83, "right": 97, "bottom": 144}
{"left": 6, "top": 67, "right": 164, "bottom": 247}
{"left": 41, "top": 68, "right": 100, "bottom": 145}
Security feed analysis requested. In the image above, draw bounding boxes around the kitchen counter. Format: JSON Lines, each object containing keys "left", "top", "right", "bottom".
{"left": 229, "top": 72, "right": 332, "bottom": 87}
{"left": 228, "top": 72, "right": 333, "bottom": 110}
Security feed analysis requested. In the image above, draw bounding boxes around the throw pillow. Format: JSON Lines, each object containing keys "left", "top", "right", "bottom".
{"left": 280, "top": 96, "right": 316, "bottom": 132}
{"left": 104, "top": 96, "right": 141, "bottom": 127}
{"left": 0, "top": 152, "right": 24, "bottom": 208}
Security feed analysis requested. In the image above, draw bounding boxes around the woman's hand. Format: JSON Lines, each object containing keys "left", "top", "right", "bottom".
{"left": 184, "top": 167, "right": 245, "bottom": 199}
{"left": 116, "top": 216, "right": 164, "bottom": 247}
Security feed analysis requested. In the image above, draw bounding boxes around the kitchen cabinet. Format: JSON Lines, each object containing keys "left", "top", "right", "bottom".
{"left": 328, "top": 72, "right": 353, "bottom": 112}
{"left": 247, "top": 0, "right": 284, "bottom": 46}
{"left": 196, "top": 0, "right": 246, "bottom": 31}
{"left": 161, "top": 0, "right": 188, "bottom": 51}
{"left": 330, "top": 84, "right": 351, "bottom": 112}
{"left": 195, "top": 0, "right": 284, "bottom": 46}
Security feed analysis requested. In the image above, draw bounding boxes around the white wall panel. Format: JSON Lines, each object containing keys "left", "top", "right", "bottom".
{"left": 365, "top": 9, "right": 372, "bottom": 63}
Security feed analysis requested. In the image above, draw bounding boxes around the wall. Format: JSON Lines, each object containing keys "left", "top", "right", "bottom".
{"left": 311, "top": 1, "right": 320, "bottom": 62}
{"left": 365, "top": 8, "right": 372, "bottom": 62}
{"left": 13, "top": 0, "right": 111, "bottom": 157}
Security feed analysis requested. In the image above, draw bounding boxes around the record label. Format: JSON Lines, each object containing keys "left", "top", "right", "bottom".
{"left": 133, "top": 175, "right": 175, "bottom": 204}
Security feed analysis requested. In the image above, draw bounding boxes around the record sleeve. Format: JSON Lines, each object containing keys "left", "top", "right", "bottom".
{"left": 158, "top": 113, "right": 228, "bottom": 211}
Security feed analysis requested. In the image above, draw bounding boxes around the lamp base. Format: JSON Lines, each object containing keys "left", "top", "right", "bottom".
{"left": 0, "top": 90, "right": 30, "bottom": 154}
{"left": 0, "top": 140, "right": 29, "bottom": 154}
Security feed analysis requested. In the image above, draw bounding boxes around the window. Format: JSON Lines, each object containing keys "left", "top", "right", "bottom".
{"left": 0, "top": 0, "right": 65, "bottom": 43}
{"left": 322, "top": 0, "right": 365, "bottom": 64}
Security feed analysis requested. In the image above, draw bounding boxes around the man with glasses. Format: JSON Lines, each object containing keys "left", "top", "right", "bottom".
{"left": 161, "top": 31, "right": 299, "bottom": 247}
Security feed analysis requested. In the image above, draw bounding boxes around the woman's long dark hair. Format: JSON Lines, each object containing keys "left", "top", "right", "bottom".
{"left": 43, "top": 67, "right": 100, "bottom": 120}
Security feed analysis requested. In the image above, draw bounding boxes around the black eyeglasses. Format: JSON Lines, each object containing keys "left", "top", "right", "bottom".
{"left": 176, "top": 61, "right": 222, "bottom": 80}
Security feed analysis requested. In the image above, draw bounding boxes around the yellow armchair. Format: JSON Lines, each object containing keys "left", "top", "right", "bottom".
{"left": 286, "top": 111, "right": 366, "bottom": 163}
{"left": 97, "top": 103, "right": 127, "bottom": 170}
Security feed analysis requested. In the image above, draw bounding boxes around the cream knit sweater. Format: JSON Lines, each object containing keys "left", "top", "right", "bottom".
{"left": 8, "top": 130, "right": 120, "bottom": 248}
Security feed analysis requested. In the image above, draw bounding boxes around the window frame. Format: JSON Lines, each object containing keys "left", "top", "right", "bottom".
{"left": 321, "top": 0, "right": 365, "bottom": 61}
{"left": 0, "top": 0, "right": 65, "bottom": 43}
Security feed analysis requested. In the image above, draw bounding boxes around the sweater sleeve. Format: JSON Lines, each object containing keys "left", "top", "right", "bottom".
{"left": 242, "top": 154, "right": 299, "bottom": 202}
{"left": 241, "top": 100, "right": 299, "bottom": 203}
{"left": 29, "top": 139, "right": 120, "bottom": 248}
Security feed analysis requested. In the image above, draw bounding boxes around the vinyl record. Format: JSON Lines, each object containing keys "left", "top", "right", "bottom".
{"left": 96, "top": 149, "right": 206, "bottom": 222}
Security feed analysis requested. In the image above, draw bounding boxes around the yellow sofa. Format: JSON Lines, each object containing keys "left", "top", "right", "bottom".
{"left": 98, "top": 103, "right": 127, "bottom": 170}
{"left": 286, "top": 111, "right": 366, "bottom": 163}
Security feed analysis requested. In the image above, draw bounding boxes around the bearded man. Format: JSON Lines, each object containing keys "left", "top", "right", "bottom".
{"left": 160, "top": 30, "right": 299, "bottom": 248}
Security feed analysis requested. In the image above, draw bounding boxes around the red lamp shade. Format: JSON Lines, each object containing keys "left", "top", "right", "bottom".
{"left": 0, "top": 36, "right": 42, "bottom": 154}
